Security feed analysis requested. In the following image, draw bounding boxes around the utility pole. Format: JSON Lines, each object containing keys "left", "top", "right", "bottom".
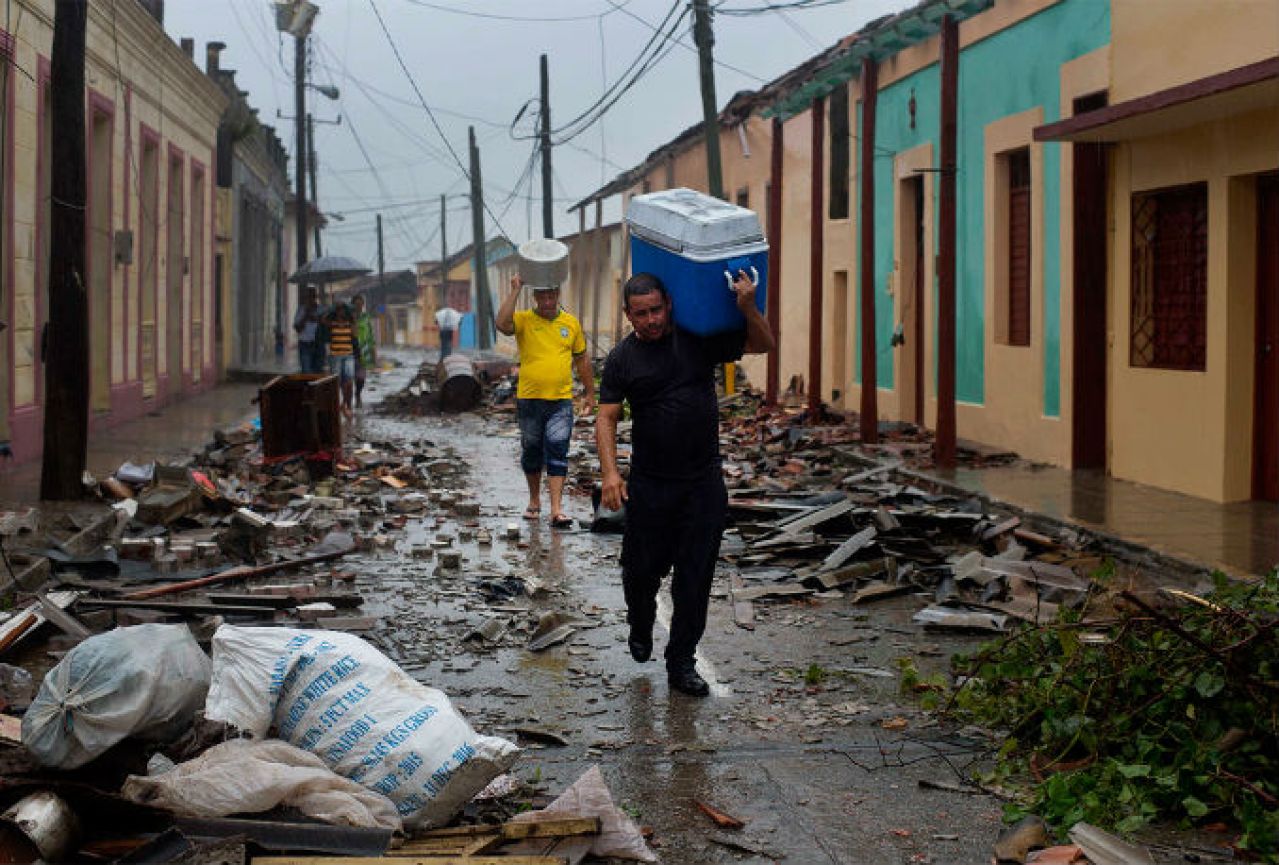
{"left": 308, "top": 113, "right": 321, "bottom": 256}
{"left": 692, "top": 0, "right": 724, "bottom": 199}
{"left": 439, "top": 193, "right": 448, "bottom": 307}
{"left": 539, "top": 54, "right": 553, "bottom": 238}
{"left": 41, "top": 0, "right": 88, "bottom": 499}
{"left": 376, "top": 213, "right": 385, "bottom": 307}
{"left": 294, "top": 31, "right": 308, "bottom": 272}
{"left": 468, "top": 127, "right": 494, "bottom": 351}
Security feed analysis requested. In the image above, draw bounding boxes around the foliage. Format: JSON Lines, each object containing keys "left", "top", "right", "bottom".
{"left": 946, "top": 571, "right": 1279, "bottom": 859}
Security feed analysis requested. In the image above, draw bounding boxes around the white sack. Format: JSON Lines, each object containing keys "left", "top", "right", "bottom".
{"left": 23, "top": 624, "right": 211, "bottom": 769}
{"left": 122, "top": 738, "right": 401, "bottom": 832}
{"left": 203, "top": 625, "right": 518, "bottom": 829}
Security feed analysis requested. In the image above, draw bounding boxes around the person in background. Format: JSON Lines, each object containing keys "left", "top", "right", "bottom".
{"left": 352, "top": 294, "right": 378, "bottom": 408}
{"left": 595, "top": 270, "right": 774, "bottom": 697}
{"left": 293, "top": 286, "right": 324, "bottom": 373}
{"left": 496, "top": 275, "right": 594, "bottom": 529}
{"left": 435, "top": 305, "right": 462, "bottom": 360}
{"left": 323, "top": 301, "right": 359, "bottom": 419}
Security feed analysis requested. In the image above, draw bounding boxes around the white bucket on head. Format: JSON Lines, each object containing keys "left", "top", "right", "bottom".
{"left": 517, "top": 238, "right": 570, "bottom": 289}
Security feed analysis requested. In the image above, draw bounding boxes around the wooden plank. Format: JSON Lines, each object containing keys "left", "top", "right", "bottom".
{"left": 849, "top": 580, "right": 912, "bottom": 605}
{"left": 0, "top": 714, "right": 21, "bottom": 745}
{"left": 730, "top": 574, "right": 755, "bottom": 631}
{"left": 254, "top": 857, "right": 567, "bottom": 865}
{"left": 819, "top": 526, "right": 877, "bottom": 572}
{"left": 36, "top": 590, "right": 92, "bottom": 640}
{"left": 411, "top": 818, "right": 600, "bottom": 843}
{"left": 732, "top": 582, "right": 813, "bottom": 602}
{"left": 773, "top": 497, "right": 854, "bottom": 533}
{"left": 80, "top": 599, "right": 277, "bottom": 617}
{"left": 806, "top": 557, "right": 896, "bottom": 591}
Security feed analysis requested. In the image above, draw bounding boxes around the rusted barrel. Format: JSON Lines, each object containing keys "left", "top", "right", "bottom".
{"left": 437, "top": 355, "right": 482, "bottom": 412}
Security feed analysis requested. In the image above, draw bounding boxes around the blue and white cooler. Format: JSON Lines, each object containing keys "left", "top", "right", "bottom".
{"left": 625, "top": 188, "right": 768, "bottom": 336}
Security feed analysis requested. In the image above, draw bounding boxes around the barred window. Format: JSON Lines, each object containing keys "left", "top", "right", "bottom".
{"left": 1130, "top": 183, "right": 1208, "bottom": 371}
{"left": 1007, "top": 149, "right": 1032, "bottom": 346}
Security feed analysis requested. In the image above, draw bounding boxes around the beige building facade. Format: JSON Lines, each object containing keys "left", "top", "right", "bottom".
{"left": 2, "top": 0, "right": 226, "bottom": 464}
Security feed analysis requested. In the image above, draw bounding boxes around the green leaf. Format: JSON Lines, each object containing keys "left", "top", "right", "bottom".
{"left": 1193, "top": 672, "right": 1225, "bottom": 699}
{"left": 1183, "top": 796, "right": 1210, "bottom": 818}
{"left": 1117, "top": 764, "right": 1151, "bottom": 779}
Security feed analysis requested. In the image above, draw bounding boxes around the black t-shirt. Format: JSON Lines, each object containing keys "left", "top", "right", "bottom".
{"left": 600, "top": 326, "right": 745, "bottom": 480}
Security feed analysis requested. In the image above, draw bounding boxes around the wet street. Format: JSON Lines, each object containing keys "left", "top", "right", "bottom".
{"left": 344, "top": 354, "right": 1005, "bottom": 864}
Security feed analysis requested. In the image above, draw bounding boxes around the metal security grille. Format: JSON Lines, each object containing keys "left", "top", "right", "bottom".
{"left": 1130, "top": 183, "right": 1208, "bottom": 370}
{"left": 1007, "top": 149, "right": 1032, "bottom": 347}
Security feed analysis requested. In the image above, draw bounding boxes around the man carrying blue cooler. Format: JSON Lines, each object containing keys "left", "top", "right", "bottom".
{"left": 595, "top": 270, "right": 774, "bottom": 697}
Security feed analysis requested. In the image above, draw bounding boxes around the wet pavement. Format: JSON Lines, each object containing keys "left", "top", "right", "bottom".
{"left": 939, "top": 465, "right": 1279, "bottom": 578}
{"left": 337, "top": 353, "right": 1006, "bottom": 863}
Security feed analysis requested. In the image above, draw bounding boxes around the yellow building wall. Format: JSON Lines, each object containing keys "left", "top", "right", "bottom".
{"left": 1111, "top": 0, "right": 1279, "bottom": 103}
{"left": 1108, "top": 106, "right": 1279, "bottom": 502}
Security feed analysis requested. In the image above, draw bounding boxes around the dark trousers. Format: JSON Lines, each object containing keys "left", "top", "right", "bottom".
{"left": 621, "top": 470, "right": 727, "bottom": 669}
{"left": 440, "top": 329, "right": 454, "bottom": 359}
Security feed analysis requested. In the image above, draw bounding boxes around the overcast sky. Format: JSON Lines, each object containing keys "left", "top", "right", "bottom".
{"left": 164, "top": 0, "right": 905, "bottom": 273}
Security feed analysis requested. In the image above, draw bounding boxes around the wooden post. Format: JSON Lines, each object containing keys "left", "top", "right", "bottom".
{"left": 590, "top": 200, "right": 604, "bottom": 358}
{"left": 859, "top": 58, "right": 879, "bottom": 443}
{"left": 936, "top": 16, "right": 959, "bottom": 468}
{"left": 766, "top": 117, "right": 783, "bottom": 406}
{"left": 40, "top": 0, "right": 89, "bottom": 500}
{"left": 540, "top": 54, "right": 553, "bottom": 238}
{"left": 807, "top": 97, "right": 825, "bottom": 417}
{"left": 692, "top": 0, "right": 724, "bottom": 199}
{"left": 468, "top": 126, "right": 493, "bottom": 351}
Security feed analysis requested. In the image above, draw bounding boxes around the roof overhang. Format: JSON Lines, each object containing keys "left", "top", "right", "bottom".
{"left": 764, "top": 0, "right": 991, "bottom": 122}
{"left": 1035, "top": 56, "right": 1279, "bottom": 143}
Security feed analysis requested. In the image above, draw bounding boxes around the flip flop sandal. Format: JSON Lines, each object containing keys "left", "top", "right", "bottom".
{"left": 550, "top": 515, "right": 574, "bottom": 529}
{"left": 523, "top": 507, "right": 541, "bottom": 520}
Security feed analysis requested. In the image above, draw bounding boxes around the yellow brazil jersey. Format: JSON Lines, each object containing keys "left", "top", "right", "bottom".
{"left": 513, "top": 308, "right": 586, "bottom": 400}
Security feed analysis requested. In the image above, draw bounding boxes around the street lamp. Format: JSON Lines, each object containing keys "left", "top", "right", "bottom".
{"left": 308, "top": 83, "right": 340, "bottom": 100}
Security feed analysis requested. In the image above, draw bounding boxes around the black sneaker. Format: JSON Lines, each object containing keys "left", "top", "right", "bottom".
{"left": 628, "top": 629, "right": 652, "bottom": 663}
{"left": 668, "top": 663, "right": 709, "bottom": 697}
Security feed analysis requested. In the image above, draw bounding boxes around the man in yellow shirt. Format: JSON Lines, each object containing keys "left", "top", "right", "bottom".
{"left": 496, "top": 275, "right": 595, "bottom": 528}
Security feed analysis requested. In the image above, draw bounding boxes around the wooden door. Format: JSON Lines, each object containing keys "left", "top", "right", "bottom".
{"left": 1253, "top": 173, "right": 1279, "bottom": 500}
{"left": 1071, "top": 92, "right": 1109, "bottom": 469}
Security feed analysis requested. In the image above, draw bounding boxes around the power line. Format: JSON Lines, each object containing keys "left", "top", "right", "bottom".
{"left": 400, "top": 0, "right": 632, "bottom": 23}
{"left": 601, "top": 0, "right": 766, "bottom": 84}
{"left": 367, "top": 0, "right": 512, "bottom": 242}
{"left": 717, "top": 0, "right": 851, "bottom": 13}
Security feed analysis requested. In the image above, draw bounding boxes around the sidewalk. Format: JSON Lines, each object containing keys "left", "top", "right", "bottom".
{"left": 933, "top": 463, "right": 1279, "bottom": 578}
{"left": 0, "top": 382, "right": 261, "bottom": 504}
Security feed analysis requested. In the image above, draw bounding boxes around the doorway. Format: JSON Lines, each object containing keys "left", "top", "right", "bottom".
{"left": 899, "top": 174, "right": 926, "bottom": 425}
{"left": 1253, "top": 173, "right": 1279, "bottom": 500}
{"left": 1071, "top": 92, "right": 1109, "bottom": 469}
{"left": 831, "top": 270, "right": 848, "bottom": 407}
{"left": 88, "top": 108, "right": 111, "bottom": 412}
{"left": 165, "top": 152, "right": 184, "bottom": 397}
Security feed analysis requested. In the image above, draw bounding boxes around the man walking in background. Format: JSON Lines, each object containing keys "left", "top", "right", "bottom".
{"left": 352, "top": 294, "right": 377, "bottom": 408}
{"left": 496, "top": 275, "right": 594, "bottom": 529}
{"left": 293, "top": 286, "right": 324, "bottom": 373}
{"left": 323, "top": 301, "right": 359, "bottom": 420}
{"left": 596, "top": 270, "right": 774, "bottom": 697}
{"left": 435, "top": 305, "right": 462, "bottom": 360}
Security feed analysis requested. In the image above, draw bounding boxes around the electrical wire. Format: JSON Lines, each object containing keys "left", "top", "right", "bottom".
{"left": 367, "top": 0, "right": 514, "bottom": 243}
{"left": 716, "top": 0, "right": 852, "bottom": 13}
{"left": 399, "top": 0, "right": 632, "bottom": 23}
{"left": 601, "top": 0, "right": 766, "bottom": 84}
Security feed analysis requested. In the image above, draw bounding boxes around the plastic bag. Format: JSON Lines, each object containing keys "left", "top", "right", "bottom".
{"left": 23, "top": 624, "right": 211, "bottom": 769}
{"left": 512, "top": 765, "right": 656, "bottom": 862}
{"left": 204, "top": 625, "right": 519, "bottom": 829}
{"left": 122, "top": 738, "right": 402, "bottom": 832}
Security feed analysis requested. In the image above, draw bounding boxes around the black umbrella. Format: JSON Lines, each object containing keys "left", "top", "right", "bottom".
{"left": 287, "top": 255, "right": 372, "bottom": 285}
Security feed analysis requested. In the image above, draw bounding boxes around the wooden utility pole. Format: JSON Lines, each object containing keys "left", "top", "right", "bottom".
{"left": 308, "top": 113, "right": 321, "bottom": 256}
{"left": 936, "top": 15, "right": 959, "bottom": 468}
{"left": 540, "top": 54, "right": 553, "bottom": 238}
{"left": 590, "top": 199, "right": 605, "bottom": 357}
{"left": 294, "top": 32, "right": 308, "bottom": 271}
{"left": 439, "top": 193, "right": 448, "bottom": 307}
{"left": 859, "top": 58, "right": 880, "bottom": 443}
{"left": 41, "top": 0, "right": 88, "bottom": 500}
{"left": 692, "top": 0, "right": 724, "bottom": 198}
{"left": 376, "top": 213, "right": 385, "bottom": 304}
{"left": 468, "top": 126, "right": 494, "bottom": 351}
